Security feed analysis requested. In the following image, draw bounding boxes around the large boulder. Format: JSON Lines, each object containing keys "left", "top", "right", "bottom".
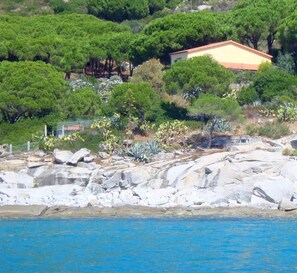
{"left": 0, "top": 171, "right": 34, "bottom": 189}
{"left": 67, "top": 148, "right": 90, "bottom": 166}
{"left": 251, "top": 177, "right": 295, "bottom": 206}
{"left": 280, "top": 160, "right": 297, "bottom": 182}
{"left": 35, "top": 165, "right": 93, "bottom": 187}
{"left": 122, "top": 167, "right": 153, "bottom": 186}
{"left": 53, "top": 149, "right": 73, "bottom": 164}
{"left": 278, "top": 197, "right": 297, "bottom": 211}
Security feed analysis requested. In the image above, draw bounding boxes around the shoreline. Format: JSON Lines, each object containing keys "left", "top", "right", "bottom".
{"left": 1, "top": 205, "right": 297, "bottom": 218}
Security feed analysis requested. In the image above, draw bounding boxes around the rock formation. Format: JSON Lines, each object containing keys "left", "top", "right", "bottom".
{"left": 1, "top": 140, "right": 297, "bottom": 212}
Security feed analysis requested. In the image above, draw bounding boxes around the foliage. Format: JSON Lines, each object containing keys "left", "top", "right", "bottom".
{"left": 188, "top": 94, "right": 241, "bottom": 148}
{"left": 129, "top": 11, "right": 228, "bottom": 65}
{"left": 279, "top": 10, "right": 297, "bottom": 64}
{"left": 90, "top": 117, "right": 121, "bottom": 153}
{"left": 0, "top": 14, "right": 132, "bottom": 76}
{"left": 49, "top": 0, "right": 87, "bottom": 14}
{"left": 164, "top": 56, "right": 234, "bottom": 98}
{"left": 237, "top": 86, "right": 259, "bottom": 105}
{"left": 139, "top": 121, "right": 155, "bottom": 136}
{"left": 0, "top": 61, "right": 67, "bottom": 123}
{"left": 276, "top": 52, "right": 296, "bottom": 74}
{"left": 41, "top": 132, "right": 84, "bottom": 152}
{"left": 276, "top": 104, "right": 297, "bottom": 122}
{"left": 130, "top": 59, "right": 164, "bottom": 93}
{"left": 251, "top": 67, "right": 297, "bottom": 102}
{"left": 62, "top": 88, "right": 102, "bottom": 119}
{"left": 155, "top": 120, "right": 188, "bottom": 149}
{"left": 127, "top": 140, "right": 160, "bottom": 162}
{"left": 258, "top": 121, "right": 290, "bottom": 139}
{"left": 282, "top": 148, "right": 293, "bottom": 156}
{"left": 87, "top": 0, "right": 150, "bottom": 22}
{"left": 204, "top": 118, "right": 232, "bottom": 133}
{"left": 108, "top": 82, "right": 163, "bottom": 123}
{"left": 230, "top": 0, "right": 291, "bottom": 53}
{"left": 69, "top": 75, "right": 123, "bottom": 101}
{"left": 0, "top": 118, "right": 46, "bottom": 145}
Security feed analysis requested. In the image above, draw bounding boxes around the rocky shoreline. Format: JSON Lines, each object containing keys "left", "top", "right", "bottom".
{"left": 2, "top": 205, "right": 297, "bottom": 218}
{"left": 1, "top": 136, "right": 297, "bottom": 217}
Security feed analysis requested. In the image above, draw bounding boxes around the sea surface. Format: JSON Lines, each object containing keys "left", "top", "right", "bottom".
{"left": 1, "top": 217, "right": 297, "bottom": 273}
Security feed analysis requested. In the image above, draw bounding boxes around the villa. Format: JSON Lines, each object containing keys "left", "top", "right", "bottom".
{"left": 169, "top": 40, "right": 272, "bottom": 71}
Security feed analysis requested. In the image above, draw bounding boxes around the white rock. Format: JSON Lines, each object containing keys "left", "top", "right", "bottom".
{"left": 278, "top": 197, "right": 297, "bottom": 211}
{"left": 252, "top": 177, "right": 294, "bottom": 205}
{"left": 280, "top": 160, "right": 297, "bottom": 182}
{"left": 53, "top": 149, "right": 73, "bottom": 164}
{"left": 0, "top": 172, "right": 34, "bottom": 189}
{"left": 67, "top": 148, "right": 90, "bottom": 165}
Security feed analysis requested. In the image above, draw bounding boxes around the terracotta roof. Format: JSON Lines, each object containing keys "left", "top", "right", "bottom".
{"left": 169, "top": 40, "right": 272, "bottom": 60}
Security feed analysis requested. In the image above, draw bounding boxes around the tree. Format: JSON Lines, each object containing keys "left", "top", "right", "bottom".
{"left": 188, "top": 94, "right": 241, "bottom": 148}
{"left": 129, "top": 12, "right": 228, "bottom": 65}
{"left": 108, "top": 82, "right": 162, "bottom": 122}
{"left": 62, "top": 88, "right": 102, "bottom": 119}
{"left": 0, "top": 14, "right": 132, "bottom": 77}
{"left": 230, "top": 0, "right": 291, "bottom": 54}
{"left": 279, "top": 10, "right": 297, "bottom": 65}
{"left": 130, "top": 59, "right": 164, "bottom": 93}
{"left": 87, "top": 0, "right": 149, "bottom": 22}
{"left": 0, "top": 61, "right": 67, "bottom": 123}
{"left": 276, "top": 52, "right": 296, "bottom": 74}
{"left": 164, "top": 56, "right": 234, "bottom": 99}
{"left": 251, "top": 67, "right": 297, "bottom": 102}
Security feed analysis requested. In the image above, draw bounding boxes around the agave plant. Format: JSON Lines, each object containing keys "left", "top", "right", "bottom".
{"left": 146, "top": 140, "right": 161, "bottom": 155}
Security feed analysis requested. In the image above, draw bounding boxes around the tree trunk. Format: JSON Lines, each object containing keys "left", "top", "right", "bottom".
{"left": 267, "top": 33, "right": 275, "bottom": 55}
{"left": 207, "top": 118, "right": 217, "bottom": 149}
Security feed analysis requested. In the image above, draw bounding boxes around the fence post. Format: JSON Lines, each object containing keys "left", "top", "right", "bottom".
{"left": 27, "top": 141, "right": 30, "bottom": 152}
{"left": 9, "top": 144, "right": 12, "bottom": 155}
{"left": 44, "top": 125, "right": 47, "bottom": 141}
{"left": 62, "top": 125, "right": 65, "bottom": 137}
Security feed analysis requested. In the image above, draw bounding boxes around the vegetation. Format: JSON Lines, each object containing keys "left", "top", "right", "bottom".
{"left": 188, "top": 94, "right": 241, "bottom": 148}
{"left": 0, "top": 61, "right": 67, "bottom": 123}
{"left": 0, "top": 0, "right": 296, "bottom": 154}
{"left": 164, "top": 56, "right": 234, "bottom": 98}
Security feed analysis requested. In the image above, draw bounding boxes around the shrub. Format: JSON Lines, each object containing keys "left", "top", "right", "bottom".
{"left": 127, "top": 140, "right": 161, "bottom": 162}
{"left": 155, "top": 120, "right": 188, "bottom": 149}
{"left": 237, "top": 87, "right": 259, "bottom": 105}
{"left": 258, "top": 121, "right": 290, "bottom": 139}
{"left": 276, "top": 105, "right": 297, "bottom": 122}
{"left": 282, "top": 148, "right": 293, "bottom": 156}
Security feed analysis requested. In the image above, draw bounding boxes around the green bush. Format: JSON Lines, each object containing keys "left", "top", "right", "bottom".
{"left": 0, "top": 119, "right": 45, "bottom": 145}
{"left": 258, "top": 121, "right": 290, "bottom": 139}
{"left": 237, "top": 87, "right": 259, "bottom": 105}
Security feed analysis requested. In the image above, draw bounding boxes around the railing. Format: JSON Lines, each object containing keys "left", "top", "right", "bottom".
{"left": 2, "top": 141, "right": 39, "bottom": 155}
{"left": 56, "top": 117, "right": 120, "bottom": 137}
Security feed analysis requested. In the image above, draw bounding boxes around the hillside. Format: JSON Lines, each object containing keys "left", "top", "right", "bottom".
{"left": 0, "top": 0, "right": 240, "bottom": 16}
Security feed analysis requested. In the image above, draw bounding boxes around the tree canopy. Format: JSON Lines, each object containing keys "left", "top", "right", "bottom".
{"left": 0, "top": 61, "right": 67, "bottom": 123}
{"left": 108, "top": 82, "right": 162, "bottom": 122}
{"left": 188, "top": 94, "right": 241, "bottom": 147}
{"left": 129, "top": 12, "right": 228, "bottom": 65}
{"left": 230, "top": 0, "right": 292, "bottom": 54}
{"left": 250, "top": 67, "right": 297, "bottom": 102}
{"left": 163, "top": 56, "right": 234, "bottom": 99}
{"left": 0, "top": 14, "right": 132, "bottom": 77}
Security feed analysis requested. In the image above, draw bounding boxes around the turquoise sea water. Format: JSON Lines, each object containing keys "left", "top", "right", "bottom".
{"left": 1, "top": 217, "right": 297, "bottom": 273}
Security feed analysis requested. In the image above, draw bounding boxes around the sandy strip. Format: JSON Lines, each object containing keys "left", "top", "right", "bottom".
{"left": 1, "top": 205, "right": 297, "bottom": 218}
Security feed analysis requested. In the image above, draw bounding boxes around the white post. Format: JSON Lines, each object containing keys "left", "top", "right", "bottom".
{"left": 62, "top": 125, "right": 65, "bottom": 137}
{"left": 44, "top": 125, "right": 47, "bottom": 141}
{"left": 9, "top": 144, "right": 12, "bottom": 155}
{"left": 27, "top": 141, "right": 30, "bottom": 152}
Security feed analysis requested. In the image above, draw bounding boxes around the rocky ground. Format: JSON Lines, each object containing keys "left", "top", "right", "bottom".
{"left": 1, "top": 136, "right": 297, "bottom": 217}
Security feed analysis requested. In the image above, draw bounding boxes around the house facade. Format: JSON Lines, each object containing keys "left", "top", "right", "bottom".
{"left": 170, "top": 40, "right": 272, "bottom": 71}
